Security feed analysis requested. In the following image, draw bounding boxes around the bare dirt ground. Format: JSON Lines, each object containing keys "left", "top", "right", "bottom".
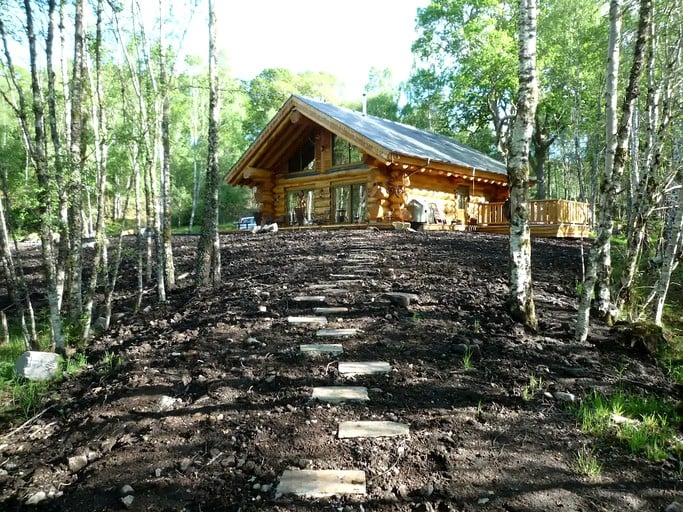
{"left": 0, "top": 229, "right": 681, "bottom": 511}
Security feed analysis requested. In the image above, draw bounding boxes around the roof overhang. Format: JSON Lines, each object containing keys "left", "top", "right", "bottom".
{"left": 225, "top": 95, "right": 511, "bottom": 187}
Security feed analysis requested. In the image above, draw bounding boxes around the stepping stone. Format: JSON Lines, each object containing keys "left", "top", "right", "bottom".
{"left": 311, "top": 386, "right": 369, "bottom": 403}
{"left": 316, "top": 328, "right": 358, "bottom": 338}
{"left": 313, "top": 307, "right": 349, "bottom": 315}
{"left": 323, "top": 288, "right": 350, "bottom": 295}
{"left": 300, "top": 344, "right": 343, "bottom": 356}
{"left": 287, "top": 316, "right": 328, "bottom": 325}
{"left": 308, "top": 283, "right": 338, "bottom": 289}
{"left": 338, "top": 421, "right": 410, "bottom": 439}
{"left": 276, "top": 469, "right": 366, "bottom": 498}
{"left": 338, "top": 361, "right": 391, "bottom": 375}
{"left": 385, "top": 292, "right": 420, "bottom": 306}
{"left": 334, "top": 279, "right": 364, "bottom": 286}
{"left": 292, "top": 295, "right": 326, "bottom": 303}
{"left": 340, "top": 268, "right": 376, "bottom": 275}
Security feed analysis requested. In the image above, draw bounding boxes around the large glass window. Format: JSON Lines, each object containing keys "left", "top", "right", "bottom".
{"left": 332, "top": 183, "right": 367, "bottom": 223}
{"left": 332, "top": 135, "right": 363, "bottom": 166}
{"left": 286, "top": 189, "right": 314, "bottom": 225}
{"left": 288, "top": 139, "right": 315, "bottom": 172}
{"left": 456, "top": 186, "right": 469, "bottom": 209}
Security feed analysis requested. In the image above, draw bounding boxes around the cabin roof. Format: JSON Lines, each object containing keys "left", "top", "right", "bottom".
{"left": 295, "top": 95, "right": 508, "bottom": 176}
{"left": 226, "top": 94, "right": 508, "bottom": 186}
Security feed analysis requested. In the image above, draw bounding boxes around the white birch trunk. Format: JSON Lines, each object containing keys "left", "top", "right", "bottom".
{"left": 652, "top": 183, "right": 682, "bottom": 325}
{"left": 576, "top": 0, "right": 651, "bottom": 342}
{"left": 196, "top": 0, "right": 221, "bottom": 287}
{"left": 507, "top": 0, "right": 538, "bottom": 328}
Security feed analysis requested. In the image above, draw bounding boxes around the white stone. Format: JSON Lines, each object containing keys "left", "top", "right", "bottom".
{"left": 338, "top": 362, "right": 391, "bottom": 375}
{"left": 323, "top": 288, "right": 350, "bottom": 295}
{"left": 338, "top": 421, "right": 409, "bottom": 438}
{"left": 300, "top": 344, "right": 344, "bottom": 356}
{"left": 68, "top": 454, "right": 89, "bottom": 473}
{"left": 14, "top": 351, "right": 60, "bottom": 381}
{"left": 313, "top": 307, "right": 349, "bottom": 315}
{"left": 26, "top": 491, "right": 47, "bottom": 505}
{"left": 121, "top": 495, "right": 134, "bottom": 508}
{"left": 553, "top": 391, "right": 576, "bottom": 403}
{"left": 292, "top": 295, "right": 326, "bottom": 303}
{"left": 329, "top": 274, "right": 362, "bottom": 279}
{"left": 287, "top": 316, "right": 328, "bottom": 325}
{"left": 311, "top": 386, "right": 369, "bottom": 403}
{"left": 316, "top": 328, "right": 358, "bottom": 338}
{"left": 385, "top": 292, "right": 420, "bottom": 305}
{"left": 120, "top": 484, "right": 134, "bottom": 495}
{"left": 276, "top": 469, "right": 366, "bottom": 497}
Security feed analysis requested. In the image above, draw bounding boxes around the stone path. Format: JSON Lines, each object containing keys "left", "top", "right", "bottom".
{"left": 275, "top": 233, "right": 412, "bottom": 499}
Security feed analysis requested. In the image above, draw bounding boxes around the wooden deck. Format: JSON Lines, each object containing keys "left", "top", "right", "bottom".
{"left": 229, "top": 200, "right": 593, "bottom": 238}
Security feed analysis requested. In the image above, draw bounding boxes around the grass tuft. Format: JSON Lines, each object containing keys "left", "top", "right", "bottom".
{"left": 574, "top": 390, "right": 682, "bottom": 462}
{"left": 573, "top": 446, "right": 602, "bottom": 478}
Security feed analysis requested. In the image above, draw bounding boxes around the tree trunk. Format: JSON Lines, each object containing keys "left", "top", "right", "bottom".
{"left": 576, "top": 0, "right": 651, "bottom": 342}
{"left": 81, "top": 0, "right": 109, "bottom": 342}
{"left": 617, "top": 12, "right": 676, "bottom": 316}
{"left": 67, "top": 0, "right": 85, "bottom": 325}
{"left": 196, "top": 0, "right": 222, "bottom": 288}
{"left": 507, "top": 0, "right": 539, "bottom": 329}
{"left": 0, "top": 191, "right": 37, "bottom": 350}
{"left": 159, "top": 1, "right": 175, "bottom": 290}
{"left": 46, "top": 0, "right": 69, "bottom": 313}
{"left": 19, "top": 0, "right": 65, "bottom": 353}
{"left": 651, "top": 179, "right": 682, "bottom": 325}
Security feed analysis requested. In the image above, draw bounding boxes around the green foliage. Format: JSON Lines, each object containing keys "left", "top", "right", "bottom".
{"left": 521, "top": 374, "right": 544, "bottom": 401}
{"left": 62, "top": 352, "right": 88, "bottom": 377}
{"left": 100, "top": 351, "right": 123, "bottom": 376}
{"left": 462, "top": 347, "right": 475, "bottom": 370}
{"left": 573, "top": 446, "right": 602, "bottom": 478}
{"left": 574, "top": 390, "right": 682, "bottom": 462}
{"left": 243, "top": 68, "right": 340, "bottom": 142}
{"left": 10, "top": 379, "right": 51, "bottom": 420}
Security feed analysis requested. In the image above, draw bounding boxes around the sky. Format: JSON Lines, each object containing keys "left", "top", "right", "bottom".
{"left": 210, "top": 0, "right": 431, "bottom": 101}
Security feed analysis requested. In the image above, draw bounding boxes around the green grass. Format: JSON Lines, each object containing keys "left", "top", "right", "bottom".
{"left": 0, "top": 329, "right": 88, "bottom": 422}
{"left": 573, "top": 446, "right": 602, "bottom": 478}
{"left": 574, "top": 390, "right": 682, "bottom": 462}
{"left": 521, "top": 374, "right": 544, "bottom": 401}
{"left": 462, "top": 348, "right": 475, "bottom": 370}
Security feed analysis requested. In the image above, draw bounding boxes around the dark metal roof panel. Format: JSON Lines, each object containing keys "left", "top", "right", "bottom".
{"left": 295, "top": 95, "right": 508, "bottom": 176}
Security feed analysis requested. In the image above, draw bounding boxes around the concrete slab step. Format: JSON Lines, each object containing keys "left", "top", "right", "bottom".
{"left": 316, "top": 328, "right": 358, "bottom": 338}
{"left": 313, "top": 307, "right": 349, "bottom": 315}
{"left": 329, "top": 274, "right": 363, "bottom": 279}
{"left": 287, "top": 316, "right": 328, "bottom": 325}
{"left": 311, "top": 386, "right": 369, "bottom": 403}
{"left": 338, "top": 361, "right": 391, "bottom": 375}
{"left": 338, "top": 420, "right": 410, "bottom": 439}
{"left": 276, "top": 469, "right": 366, "bottom": 498}
{"left": 300, "top": 344, "right": 343, "bottom": 356}
{"left": 292, "top": 295, "right": 326, "bottom": 303}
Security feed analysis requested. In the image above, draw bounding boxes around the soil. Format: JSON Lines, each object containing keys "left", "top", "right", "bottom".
{"left": 0, "top": 229, "right": 681, "bottom": 512}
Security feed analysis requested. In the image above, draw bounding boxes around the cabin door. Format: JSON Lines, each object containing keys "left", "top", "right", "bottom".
{"left": 454, "top": 186, "right": 469, "bottom": 224}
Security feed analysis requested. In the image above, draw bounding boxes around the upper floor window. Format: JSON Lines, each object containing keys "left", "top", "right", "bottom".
{"left": 288, "top": 138, "right": 315, "bottom": 172}
{"left": 332, "top": 135, "right": 363, "bottom": 166}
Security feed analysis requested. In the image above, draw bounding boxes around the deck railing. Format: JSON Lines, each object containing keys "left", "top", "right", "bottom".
{"left": 476, "top": 199, "right": 592, "bottom": 226}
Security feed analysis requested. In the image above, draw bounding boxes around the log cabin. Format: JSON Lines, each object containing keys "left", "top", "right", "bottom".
{"left": 225, "top": 95, "right": 592, "bottom": 237}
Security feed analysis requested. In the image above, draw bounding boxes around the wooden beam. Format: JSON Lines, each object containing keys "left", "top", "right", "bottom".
{"left": 244, "top": 166, "right": 272, "bottom": 180}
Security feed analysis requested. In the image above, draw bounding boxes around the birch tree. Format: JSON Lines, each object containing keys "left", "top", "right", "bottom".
{"left": 575, "top": 0, "right": 652, "bottom": 343}
{"left": 507, "top": 0, "right": 539, "bottom": 329}
{"left": 195, "top": 0, "right": 221, "bottom": 288}
{"left": 0, "top": 1, "right": 65, "bottom": 353}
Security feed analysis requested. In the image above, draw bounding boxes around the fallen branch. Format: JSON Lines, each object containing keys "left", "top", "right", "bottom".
{"left": 1, "top": 404, "right": 57, "bottom": 439}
